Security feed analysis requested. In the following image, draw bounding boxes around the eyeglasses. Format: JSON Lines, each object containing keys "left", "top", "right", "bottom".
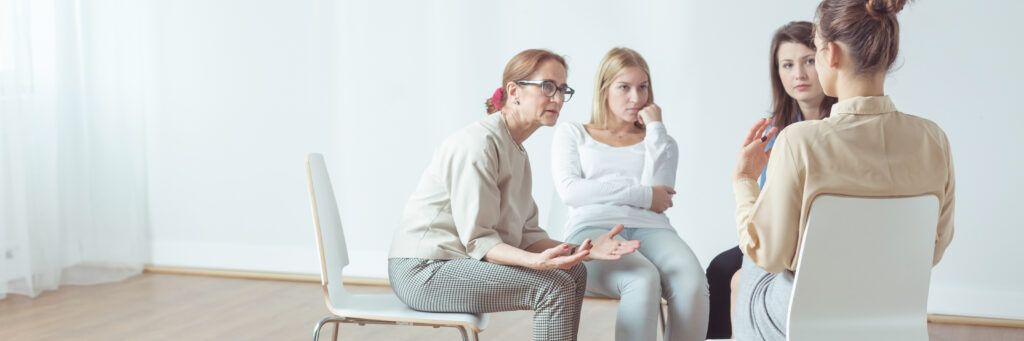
{"left": 516, "top": 80, "right": 575, "bottom": 102}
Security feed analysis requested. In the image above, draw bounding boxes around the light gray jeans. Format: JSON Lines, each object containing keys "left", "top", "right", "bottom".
{"left": 733, "top": 255, "right": 794, "bottom": 341}
{"left": 567, "top": 226, "right": 709, "bottom": 341}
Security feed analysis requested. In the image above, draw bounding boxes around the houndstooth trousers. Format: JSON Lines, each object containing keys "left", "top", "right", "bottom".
{"left": 389, "top": 257, "right": 588, "bottom": 341}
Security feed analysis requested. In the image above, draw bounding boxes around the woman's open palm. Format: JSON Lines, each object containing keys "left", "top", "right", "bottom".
{"left": 588, "top": 224, "right": 641, "bottom": 260}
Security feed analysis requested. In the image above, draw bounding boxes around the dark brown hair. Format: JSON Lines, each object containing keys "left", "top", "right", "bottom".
{"left": 769, "top": 21, "right": 838, "bottom": 130}
{"left": 815, "top": 0, "right": 910, "bottom": 75}
{"left": 484, "top": 49, "right": 568, "bottom": 114}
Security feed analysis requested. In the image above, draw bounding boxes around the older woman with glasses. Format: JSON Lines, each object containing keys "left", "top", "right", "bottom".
{"left": 388, "top": 49, "right": 641, "bottom": 341}
{"left": 551, "top": 47, "right": 709, "bottom": 341}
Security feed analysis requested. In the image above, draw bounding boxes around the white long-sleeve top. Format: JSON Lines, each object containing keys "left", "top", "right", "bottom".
{"left": 551, "top": 121, "right": 679, "bottom": 236}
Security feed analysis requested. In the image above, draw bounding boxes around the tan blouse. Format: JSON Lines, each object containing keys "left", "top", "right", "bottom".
{"left": 389, "top": 113, "right": 549, "bottom": 260}
{"left": 734, "top": 96, "right": 955, "bottom": 273}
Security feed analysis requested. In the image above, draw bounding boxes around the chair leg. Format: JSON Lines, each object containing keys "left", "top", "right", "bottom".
{"left": 313, "top": 318, "right": 326, "bottom": 341}
{"left": 313, "top": 316, "right": 346, "bottom": 341}
{"left": 315, "top": 316, "right": 478, "bottom": 341}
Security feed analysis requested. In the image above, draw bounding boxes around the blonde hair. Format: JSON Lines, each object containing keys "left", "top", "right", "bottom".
{"left": 589, "top": 47, "right": 654, "bottom": 127}
{"left": 485, "top": 49, "right": 568, "bottom": 114}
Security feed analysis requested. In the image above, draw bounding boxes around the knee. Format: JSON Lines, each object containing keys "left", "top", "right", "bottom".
{"left": 707, "top": 249, "right": 742, "bottom": 283}
{"left": 569, "top": 263, "right": 587, "bottom": 282}
{"left": 569, "top": 263, "right": 588, "bottom": 291}
{"left": 621, "top": 265, "right": 663, "bottom": 300}
{"left": 706, "top": 259, "right": 731, "bottom": 284}
{"left": 538, "top": 270, "right": 578, "bottom": 304}
{"left": 550, "top": 269, "right": 577, "bottom": 291}
{"left": 664, "top": 266, "right": 709, "bottom": 300}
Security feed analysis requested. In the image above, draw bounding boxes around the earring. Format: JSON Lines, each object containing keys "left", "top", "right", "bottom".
{"left": 515, "top": 98, "right": 520, "bottom": 105}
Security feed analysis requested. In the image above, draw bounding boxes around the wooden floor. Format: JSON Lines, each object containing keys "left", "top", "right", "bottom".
{"left": 1, "top": 273, "right": 1021, "bottom": 340}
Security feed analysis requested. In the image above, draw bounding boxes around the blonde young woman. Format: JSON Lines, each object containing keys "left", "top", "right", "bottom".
{"left": 388, "top": 49, "right": 641, "bottom": 341}
{"left": 731, "top": 1, "right": 955, "bottom": 339}
{"left": 551, "top": 47, "right": 709, "bottom": 341}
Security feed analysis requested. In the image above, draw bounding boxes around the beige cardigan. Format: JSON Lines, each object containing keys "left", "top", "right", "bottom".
{"left": 734, "top": 96, "right": 955, "bottom": 273}
{"left": 389, "top": 113, "right": 549, "bottom": 260}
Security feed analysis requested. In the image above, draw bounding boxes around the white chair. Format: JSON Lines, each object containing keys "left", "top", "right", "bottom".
{"left": 305, "top": 153, "right": 488, "bottom": 341}
{"left": 786, "top": 194, "right": 939, "bottom": 341}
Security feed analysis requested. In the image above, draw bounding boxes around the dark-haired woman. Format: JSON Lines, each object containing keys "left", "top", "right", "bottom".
{"left": 704, "top": 20, "right": 837, "bottom": 339}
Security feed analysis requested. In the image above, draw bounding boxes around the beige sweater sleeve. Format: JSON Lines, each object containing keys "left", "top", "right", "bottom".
{"left": 734, "top": 131, "right": 805, "bottom": 273}
{"left": 518, "top": 200, "right": 550, "bottom": 249}
{"left": 934, "top": 132, "right": 956, "bottom": 265}
{"left": 443, "top": 140, "right": 505, "bottom": 260}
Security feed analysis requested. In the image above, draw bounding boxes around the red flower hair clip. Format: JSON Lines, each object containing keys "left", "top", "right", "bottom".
{"left": 490, "top": 87, "right": 505, "bottom": 110}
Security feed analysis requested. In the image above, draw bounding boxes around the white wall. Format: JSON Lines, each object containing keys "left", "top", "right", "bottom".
{"left": 147, "top": 0, "right": 341, "bottom": 274}
{"left": 144, "top": 0, "right": 1024, "bottom": 319}
{"left": 895, "top": 2, "right": 1024, "bottom": 320}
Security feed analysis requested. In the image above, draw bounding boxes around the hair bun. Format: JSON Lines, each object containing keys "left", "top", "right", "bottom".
{"left": 865, "top": 0, "right": 908, "bottom": 19}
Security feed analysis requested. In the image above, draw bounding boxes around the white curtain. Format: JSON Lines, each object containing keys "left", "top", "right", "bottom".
{"left": 0, "top": 0, "right": 150, "bottom": 299}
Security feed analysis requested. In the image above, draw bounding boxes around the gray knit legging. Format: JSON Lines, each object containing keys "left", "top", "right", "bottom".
{"left": 566, "top": 226, "right": 709, "bottom": 341}
{"left": 733, "top": 256, "right": 794, "bottom": 341}
{"left": 389, "top": 257, "right": 588, "bottom": 341}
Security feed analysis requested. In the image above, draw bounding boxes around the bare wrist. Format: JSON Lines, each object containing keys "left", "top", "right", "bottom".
{"left": 527, "top": 253, "right": 544, "bottom": 269}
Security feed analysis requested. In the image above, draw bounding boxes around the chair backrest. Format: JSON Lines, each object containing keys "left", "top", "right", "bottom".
{"left": 546, "top": 189, "right": 568, "bottom": 239}
{"left": 305, "top": 153, "right": 351, "bottom": 302}
{"left": 786, "top": 194, "right": 939, "bottom": 341}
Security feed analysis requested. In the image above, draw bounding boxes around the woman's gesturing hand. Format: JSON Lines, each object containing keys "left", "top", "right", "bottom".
{"left": 587, "top": 224, "right": 641, "bottom": 260}
{"left": 530, "top": 242, "right": 590, "bottom": 270}
{"left": 735, "top": 118, "right": 779, "bottom": 181}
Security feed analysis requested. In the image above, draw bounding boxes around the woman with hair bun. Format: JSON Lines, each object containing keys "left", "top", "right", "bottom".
{"left": 731, "top": 1, "right": 955, "bottom": 339}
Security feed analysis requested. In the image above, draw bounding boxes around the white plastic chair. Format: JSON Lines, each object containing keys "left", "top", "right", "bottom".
{"left": 305, "top": 153, "right": 488, "bottom": 341}
{"left": 786, "top": 194, "right": 939, "bottom": 341}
